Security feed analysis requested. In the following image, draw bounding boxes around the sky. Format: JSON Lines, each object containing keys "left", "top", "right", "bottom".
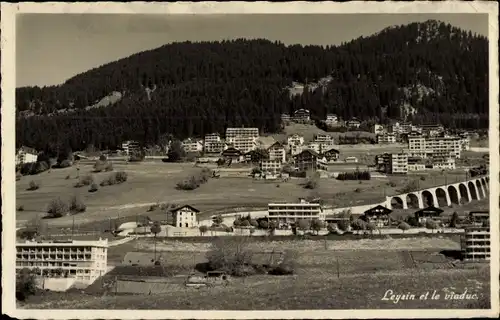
{"left": 16, "top": 13, "right": 488, "bottom": 88}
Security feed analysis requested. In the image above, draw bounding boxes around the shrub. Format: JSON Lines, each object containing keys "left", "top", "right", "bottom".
{"left": 366, "top": 222, "right": 377, "bottom": 234}
{"left": 336, "top": 170, "right": 371, "bottom": 180}
{"left": 199, "top": 225, "right": 209, "bottom": 235}
{"left": 327, "top": 223, "right": 338, "bottom": 234}
{"left": 47, "top": 198, "right": 69, "bottom": 218}
{"left": 89, "top": 183, "right": 99, "bottom": 193}
{"left": 16, "top": 268, "right": 37, "bottom": 301}
{"left": 104, "top": 161, "right": 114, "bottom": 172}
{"left": 425, "top": 219, "right": 438, "bottom": 233}
{"left": 240, "top": 220, "right": 251, "bottom": 227}
{"left": 65, "top": 175, "right": 70, "bottom": 180}
{"left": 311, "top": 219, "right": 324, "bottom": 234}
{"left": 269, "top": 250, "right": 298, "bottom": 275}
{"left": 93, "top": 160, "right": 106, "bottom": 172}
{"left": 17, "top": 205, "right": 24, "bottom": 211}
{"left": 297, "top": 219, "right": 311, "bottom": 232}
{"left": 420, "top": 176, "right": 426, "bottom": 181}
{"left": 74, "top": 175, "right": 94, "bottom": 188}
{"left": 206, "top": 237, "right": 254, "bottom": 276}
{"left": 69, "top": 196, "right": 86, "bottom": 213}
{"left": 249, "top": 219, "right": 259, "bottom": 228}
{"left": 398, "top": 222, "right": 410, "bottom": 233}
{"left": 27, "top": 180, "right": 39, "bottom": 191}
{"left": 354, "top": 188, "right": 362, "bottom": 193}
{"left": 397, "top": 180, "right": 419, "bottom": 194}
{"left": 57, "top": 159, "right": 72, "bottom": 168}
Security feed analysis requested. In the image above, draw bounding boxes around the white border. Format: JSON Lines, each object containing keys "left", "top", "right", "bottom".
{"left": 2, "top": 1, "right": 499, "bottom": 319}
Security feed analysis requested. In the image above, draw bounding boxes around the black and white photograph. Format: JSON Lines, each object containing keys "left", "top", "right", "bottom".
{"left": 1, "top": 1, "right": 499, "bottom": 318}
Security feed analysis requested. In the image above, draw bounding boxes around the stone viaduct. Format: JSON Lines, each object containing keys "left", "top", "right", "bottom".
{"left": 385, "top": 176, "right": 489, "bottom": 210}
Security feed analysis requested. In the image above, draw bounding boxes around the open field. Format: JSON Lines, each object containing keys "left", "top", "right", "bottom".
{"left": 19, "top": 236, "right": 489, "bottom": 309}
{"left": 16, "top": 160, "right": 489, "bottom": 234}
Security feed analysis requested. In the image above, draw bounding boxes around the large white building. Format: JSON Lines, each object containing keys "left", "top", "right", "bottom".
{"left": 268, "top": 142, "right": 286, "bottom": 163}
{"left": 16, "top": 239, "right": 108, "bottom": 285}
{"left": 390, "top": 152, "right": 408, "bottom": 174}
{"left": 226, "top": 127, "right": 259, "bottom": 141}
{"left": 462, "top": 226, "right": 490, "bottom": 261}
{"left": 122, "top": 140, "right": 141, "bottom": 156}
{"left": 226, "top": 127, "right": 259, "bottom": 153}
{"left": 16, "top": 146, "right": 38, "bottom": 165}
{"left": 377, "top": 133, "right": 397, "bottom": 144}
{"left": 313, "top": 134, "right": 335, "bottom": 146}
{"left": 182, "top": 139, "right": 204, "bottom": 153}
{"left": 407, "top": 135, "right": 462, "bottom": 159}
{"left": 260, "top": 159, "right": 283, "bottom": 174}
{"left": 267, "top": 199, "right": 324, "bottom": 223}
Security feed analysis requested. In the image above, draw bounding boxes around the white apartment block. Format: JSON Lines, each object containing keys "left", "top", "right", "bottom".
{"left": 390, "top": 153, "right": 408, "bottom": 174}
{"left": 432, "top": 156, "right": 456, "bottom": 170}
{"left": 313, "top": 134, "right": 335, "bottom": 146}
{"left": 230, "top": 136, "right": 257, "bottom": 153}
{"left": 287, "top": 134, "right": 305, "bottom": 147}
{"left": 407, "top": 136, "right": 462, "bottom": 159}
{"left": 16, "top": 146, "right": 38, "bottom": 165}
{"left": 204, "top": 133, "right": 221, "bottom": 144}
{"left": 267, "top": 199, "right": 324, "bottom": 223}
{"left": 377, "top": 133, "right": 396, "bottom": 144}
{"left": 182, "top": 139, "right": 204, "bottom": 153}
{"left": 16, "top": 239, "right": 108, "bottom": 285}
{"left": 462, "top": 226, "right": 490, "bottom": 261}
{"left": 260, "top": 159, "right": 283, "bottom": 174}
{"left": 122, "top": 140, "right": 141, "bottom": 156}
{"left": 204, "top": 141, "right": 228, "bottom": 154}
{"left": 226, "top": 127, "right": 260, "bottom": 142}
{"left": 407, "top": 158, "right": 426, "bottom": 172}
{"left": 268, "top": 143, "right": 286, "bottom": 163}
{"left": 460, "top": 136, "right": 470, "bottom": 151}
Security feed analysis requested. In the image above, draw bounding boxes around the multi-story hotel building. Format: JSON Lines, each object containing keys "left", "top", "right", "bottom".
{"left": 122, "top": 140, "right": 141, "bottom": 156}
{"left": 204, "top": 133, "right": 221, "bottom": 144}
{"left": 431, "top": 155, "right": 456, "bottom": 170}
{"left": 267, "top": 199, "right": 324, "bottom": 223}
{"left": 268, "top": 142, "right": 286, "bottom": 163}
{"left": 313, "top": 134, "right": 335, "bottom": 146}
{"left": 16, "top": 146, "right": 38, "bottom": 165}
{"left": 290, "top": 144, "right": 303, "bottom": 156}
{"left": 377, "top": 133, "right": 397, "bottom": 144}
{"left": 226, "top": 127, "right": 260, "bottom": 141}
{"left": 16, "top": 239, "right": 108, "bottom": 285}
{"left": 229, "top": 136, "right": 258, "bottom": 154}
{"left": 182, "top": 138, "right": 204, "bottom": 153}
{"left": 390, "top": 153, "right": 408, "bottom": 174}
{"left": 407, "top": 135, "right": 462, "bottom": 159}
{"left": 462, "top": 226, "right": 490, "bottom": 261}
{"left": 205, "top": 141, "right": 228, "bottom": 154}
{"left": 260, "top": 159, "right": 283, "bottom": 174}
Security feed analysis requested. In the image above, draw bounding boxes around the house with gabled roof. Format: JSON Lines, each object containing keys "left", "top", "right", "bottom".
{"left": 169, "top": 205, "right": 200, "bottom": 228}
{"left": 293, "top": 149, "right": 325, "bottom": 172}
{"left": 267, "top": 141, "right": 286, "bottom": 163}
{"left": 346, "top": 117, "right": 361, "bottom": 129}
{"left": 362, "top": 205, "right": 392, "bottom": 227}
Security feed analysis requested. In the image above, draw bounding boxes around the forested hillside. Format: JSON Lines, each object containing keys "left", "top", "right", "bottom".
{"left": 16, "top": 20, "right": 489, "bottom": 153}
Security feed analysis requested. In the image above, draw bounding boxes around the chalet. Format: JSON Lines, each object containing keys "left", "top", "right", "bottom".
{"left": 221, "top": 147, "right": 243, "bottom": 162}
{"left": 420, "top": 124, "right": 445, "bottom": 137}
{"left": 414, "top": 206, "right": 444, "bottom": 224}
{"left": 293, "top": 149, "right": 324, "bottom": 172}
{"left": 122, "top": 140, "right": 141, "bottom": 156}
{"left": 293, "top": 109, "right": 311, "bottom": 122}
{"left": 287, "top": 134, "right": 305, "bottom": 147}
{"left": 170, "top": 205, "right": 200, "bottom": 228}
{"left": 245, "top": 149, "right": 269, "bottom": 164}
{"left": 16, "top": 146, "right": 38, "bottom": 165}
{"left": 321, "top": 148, "right": 340, "bottom": 163}
{"left": 372, "top": 124, "right": 385, "bottom": 135}
{"left": 325, "top": 114, "right": 338, "bottom": 124}
{"left": 362, "top": 205, "right": 392, "bottom": 228}
{"left": 267, "top": 141, "right": 287, "bottom": 163}
{"left": 346, "top": 118, "right": 361, "bottom": 129}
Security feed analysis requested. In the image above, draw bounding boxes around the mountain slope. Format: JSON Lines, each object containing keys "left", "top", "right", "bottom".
{"left": 15, "top": 20, "right": 488, "bottom": 152}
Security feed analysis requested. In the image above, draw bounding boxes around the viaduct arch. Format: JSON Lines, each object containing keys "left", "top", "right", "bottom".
{"left": 386, "top": 177, "right": 489, "bottom": 210}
